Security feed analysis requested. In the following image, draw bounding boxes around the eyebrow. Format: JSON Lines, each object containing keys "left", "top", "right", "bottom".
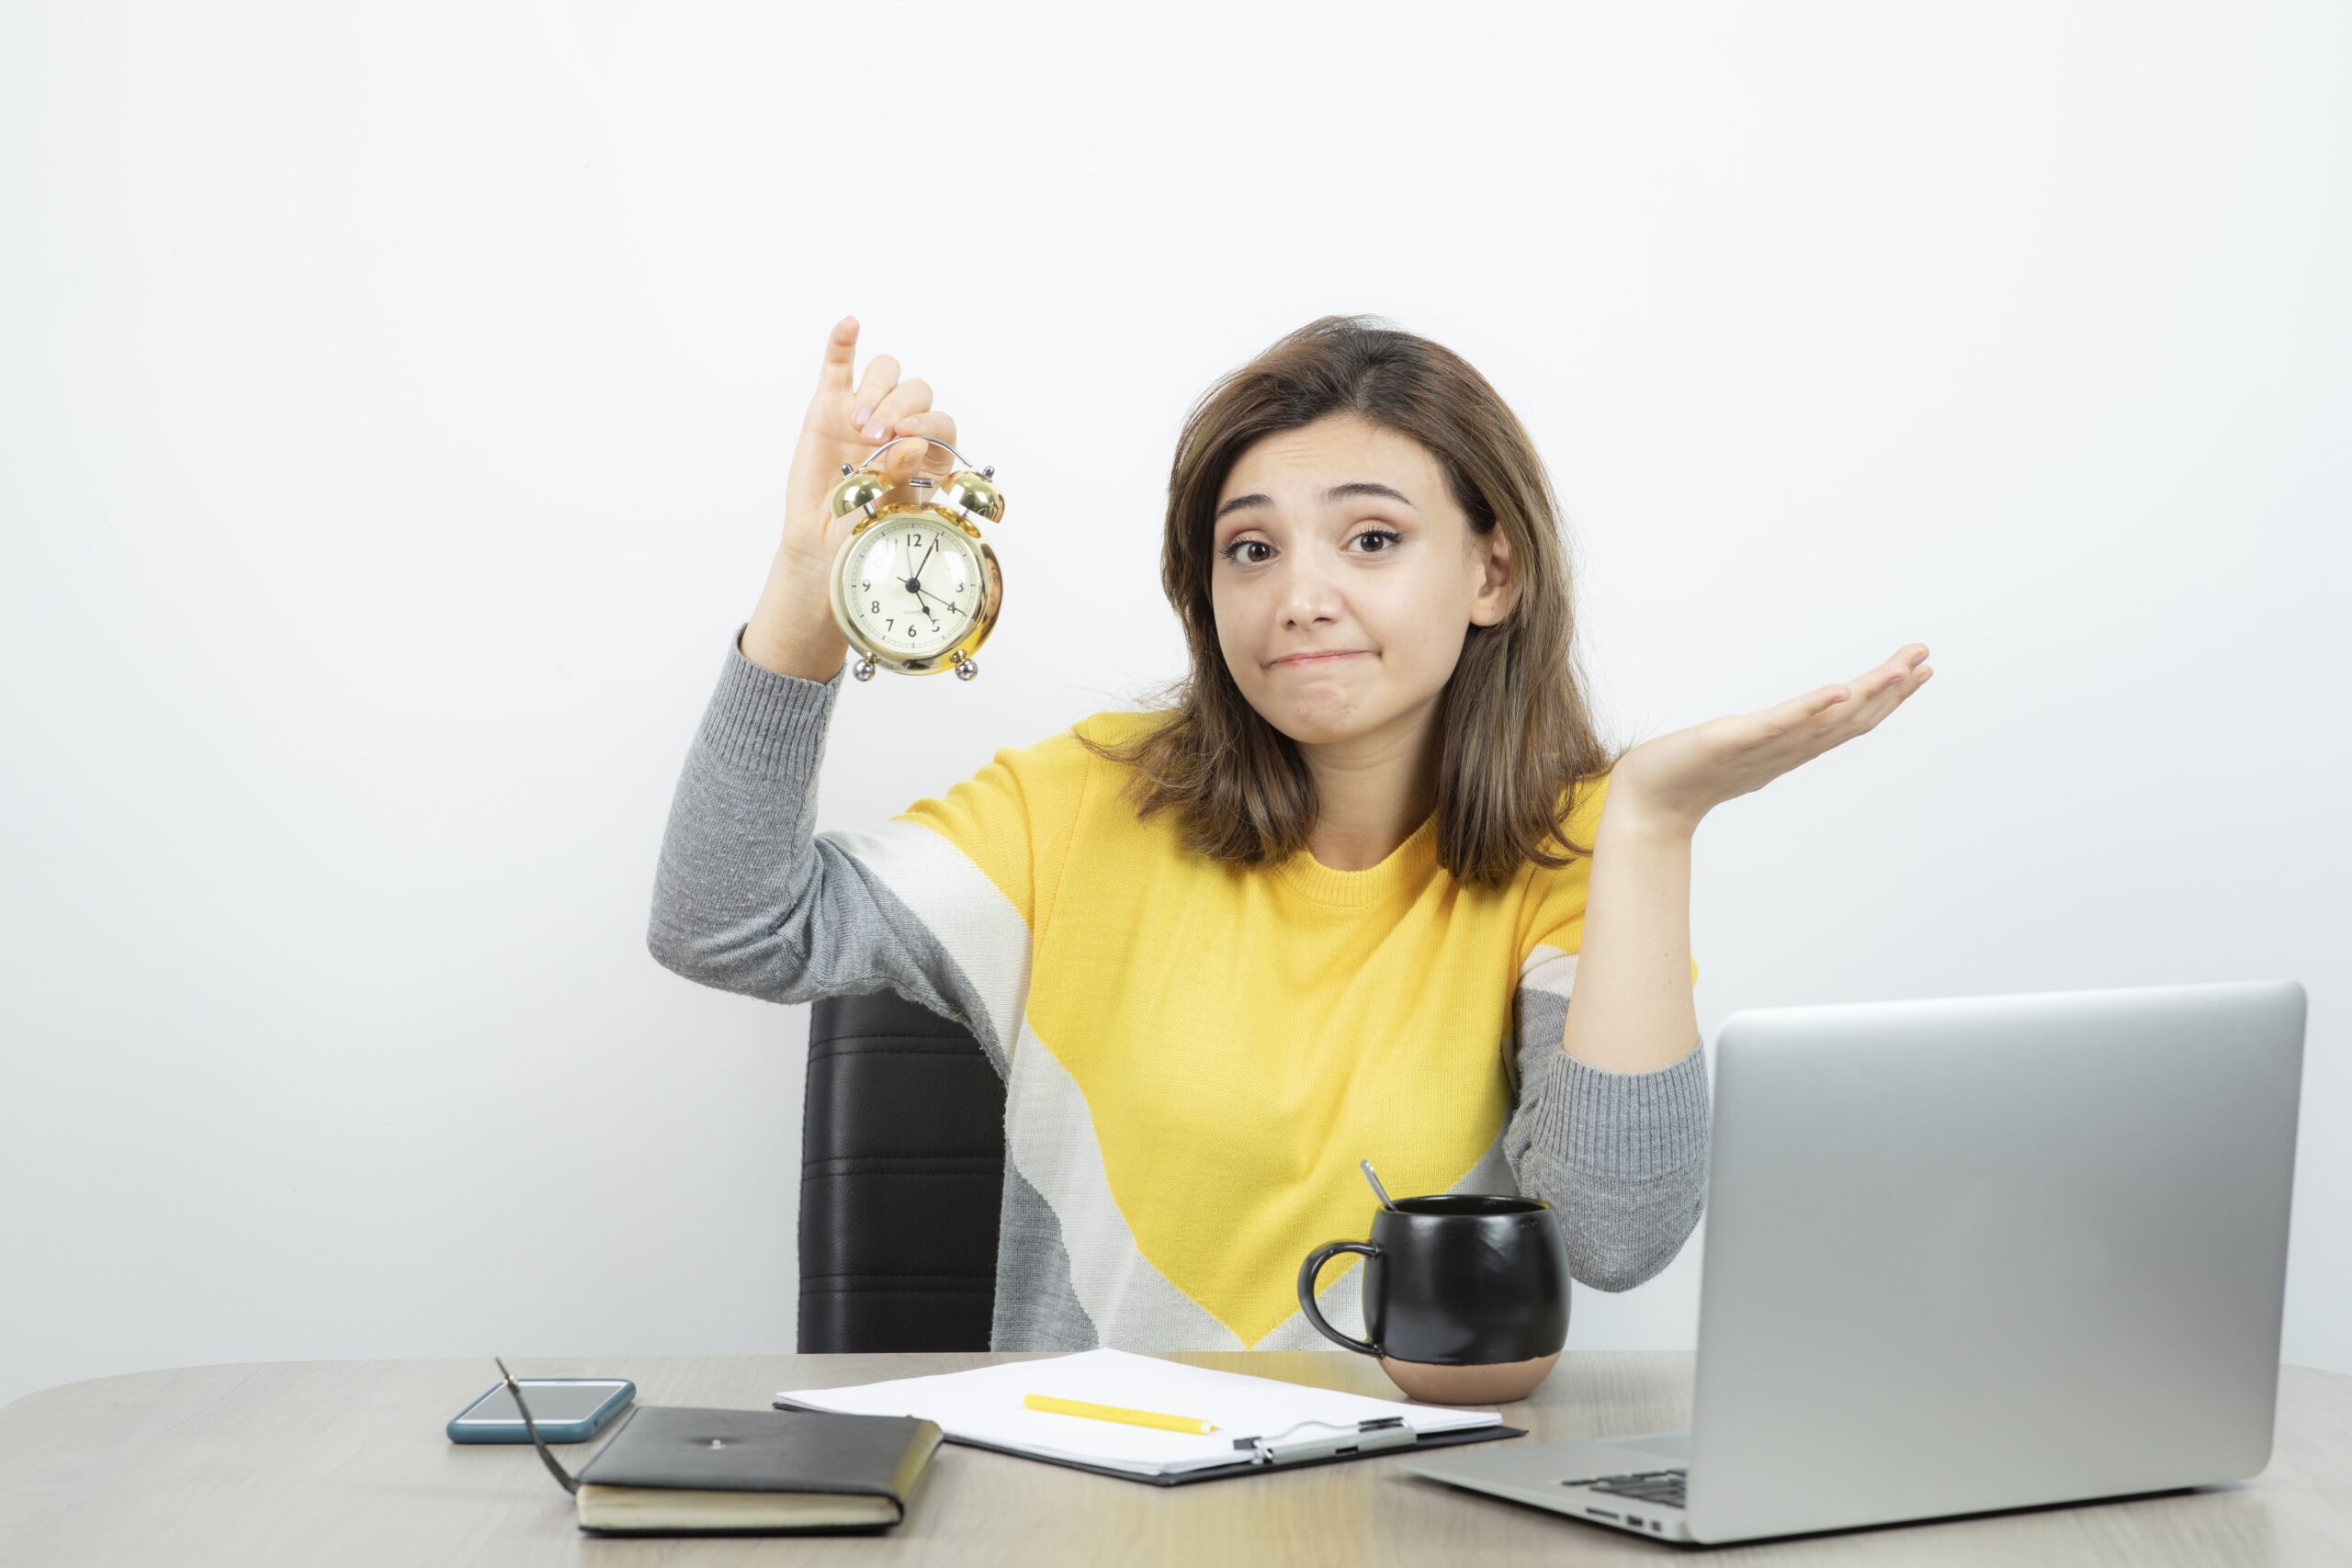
{"left": 1212, "top": 481, "right": 1418, "bottom": 525}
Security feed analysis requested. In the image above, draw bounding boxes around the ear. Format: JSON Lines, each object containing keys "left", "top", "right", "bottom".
{"left": 1468, "top": 525, "right": 1517, "bottom": 627}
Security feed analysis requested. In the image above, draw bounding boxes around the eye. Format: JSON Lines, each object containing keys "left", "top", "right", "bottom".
{"left": 1216, "top": 527, "right": 1405, "bottom": 566}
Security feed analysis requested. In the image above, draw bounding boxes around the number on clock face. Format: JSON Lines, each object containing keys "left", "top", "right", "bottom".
{"left": 844, "top": 519, "right": 982, "bottom": 658}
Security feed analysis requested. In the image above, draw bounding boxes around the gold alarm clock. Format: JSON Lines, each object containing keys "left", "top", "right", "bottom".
{"left": 824, "top": 435, "right": 1006, "bottom": 682}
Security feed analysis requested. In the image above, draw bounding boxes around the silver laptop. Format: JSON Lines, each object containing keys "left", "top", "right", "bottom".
{"left": 1400, "top": 977, "right": 2306, "bottom": 1547}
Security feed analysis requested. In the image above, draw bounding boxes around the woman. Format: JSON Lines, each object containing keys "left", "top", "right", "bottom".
{"left": 649, "top": 313, "right": 1932, "bottom": 1352}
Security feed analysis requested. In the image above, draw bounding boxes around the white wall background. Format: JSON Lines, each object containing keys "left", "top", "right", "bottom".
{"left": 4, "top": 0, "right": 2346, "bottom": 1411}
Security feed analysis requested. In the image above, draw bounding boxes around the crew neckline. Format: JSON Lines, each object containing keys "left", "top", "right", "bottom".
{"left": 1272, "top": 810, "right": 1442, "bottom": 908}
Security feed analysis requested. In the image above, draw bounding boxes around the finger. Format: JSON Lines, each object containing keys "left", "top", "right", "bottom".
{"left": 1883, "top": 647, "right": 1932, "bottom": 700}
{"left": 815, "top": 314, "right": 860, "bottom": 392}
{"left": 858, "top": 382, "right": 937, "bottom": 482}
{"left": 1834, "top": 645, "right": 1932, "bottom": 706}
{"left": 1871, "top": 644, "right": 1930, "bottom": 686}
{"left": 848, "top": 354, "right": 902, "bottom": 435}
{"left": 886, "top": 409, "right": 958, "bottom": 478}
{"left": 1790, "top": 684, "right": 1857, "bottom": 717}
{"left": 865, "top": 377, "right": 933, "bottom": 444}
{"left": 1817, "top": 654, "right": 1934, "bottom": 743}
{"left": 871, "top": 394, "right": 934, "bottom": 480}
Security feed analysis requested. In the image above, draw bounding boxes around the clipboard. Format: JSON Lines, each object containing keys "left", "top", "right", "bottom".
{"left": 773, "top": 1348, "right": 1527, "bottom": 1485}
{"left": 907, "top": 1414, "right": 1529, "bottom": 1486}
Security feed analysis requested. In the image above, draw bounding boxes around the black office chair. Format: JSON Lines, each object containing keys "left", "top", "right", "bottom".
{"left": 797, "top": 987, "right": 1006, "bottom": 1351}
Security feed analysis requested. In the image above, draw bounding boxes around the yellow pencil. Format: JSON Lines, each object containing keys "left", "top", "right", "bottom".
{"left": 1023, "top": 1393, "right": 1220, "bottom": 1434}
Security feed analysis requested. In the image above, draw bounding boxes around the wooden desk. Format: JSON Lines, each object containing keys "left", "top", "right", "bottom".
{"left": 2, "top": 1350, "right": 2346, "bottom": 1563}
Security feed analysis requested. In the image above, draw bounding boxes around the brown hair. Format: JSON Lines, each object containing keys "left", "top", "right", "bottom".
{"left": 1075, "top": 313, "right": 1621, "bottom": 891}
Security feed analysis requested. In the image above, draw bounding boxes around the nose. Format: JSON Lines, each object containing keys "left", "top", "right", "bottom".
{"left": 1275, "top": 552, "right": 1343, "bottom": 631}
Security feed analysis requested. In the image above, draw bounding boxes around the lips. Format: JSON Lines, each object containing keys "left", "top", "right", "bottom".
{"left": 1273, "top": 650, "right": 1366, "bottom": 667}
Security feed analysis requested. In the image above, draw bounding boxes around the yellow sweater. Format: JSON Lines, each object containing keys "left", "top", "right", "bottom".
{"left": 650, "top": 624, "right": 1710, "bottom": 1351}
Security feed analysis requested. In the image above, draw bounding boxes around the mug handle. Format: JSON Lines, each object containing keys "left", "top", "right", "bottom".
{"left": 1295, "top": 1241, "right": 1383, "bottom": 1356}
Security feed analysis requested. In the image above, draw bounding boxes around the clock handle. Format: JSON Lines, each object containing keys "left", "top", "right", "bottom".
{"left": 842, "top": 434, "right": 990, "bottom": 481}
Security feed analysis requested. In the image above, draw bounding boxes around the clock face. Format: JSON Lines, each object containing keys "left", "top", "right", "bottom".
{"left": 842, "top": 515, "right": 987, "bottom": 660}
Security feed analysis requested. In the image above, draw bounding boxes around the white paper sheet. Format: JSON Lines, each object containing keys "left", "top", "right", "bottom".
{"left": 775, "top": 1348, "right": 1499, "bottom": 1477}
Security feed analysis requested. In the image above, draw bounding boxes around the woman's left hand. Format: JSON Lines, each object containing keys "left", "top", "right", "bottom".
{"left": 1606, "top": 643, "right": 1935, "bottom": 837}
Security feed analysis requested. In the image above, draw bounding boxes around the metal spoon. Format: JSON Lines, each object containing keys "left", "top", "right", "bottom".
{"left": 1359, "top": 1159, "right": 1398, "bottom": 1212}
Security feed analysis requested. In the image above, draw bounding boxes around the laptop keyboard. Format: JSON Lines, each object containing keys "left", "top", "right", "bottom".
{"left": 1562, "top": 1469, "right": 1687, "bottom": 1509}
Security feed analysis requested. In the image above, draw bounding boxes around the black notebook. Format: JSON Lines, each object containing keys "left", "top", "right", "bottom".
{"left": 565, "top": 1404, "right": 943, "bottom": 1535}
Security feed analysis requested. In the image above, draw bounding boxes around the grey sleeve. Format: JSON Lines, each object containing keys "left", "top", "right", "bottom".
{"left": 644, "top": 622, "right": 1009, "bottom": 1066}
{"left": 1500, "top": 982, "right": 1711, "bottom": 1292}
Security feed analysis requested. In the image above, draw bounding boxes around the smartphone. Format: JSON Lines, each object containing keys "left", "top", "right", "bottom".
{"left": 447, "top": 1377, "right": 636, "bottom": 1444}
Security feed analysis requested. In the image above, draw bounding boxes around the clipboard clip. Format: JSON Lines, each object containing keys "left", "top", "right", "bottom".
{"left": 1230, "top": 1415, "right": 1415, "bottom": 1466}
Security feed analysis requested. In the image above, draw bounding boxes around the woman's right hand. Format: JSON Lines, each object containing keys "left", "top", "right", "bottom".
{"left": 777, "top": 315, "right": 962, "bottom": 579}
{"left": 742, "top": 316, "right": 963, "bottom": 681}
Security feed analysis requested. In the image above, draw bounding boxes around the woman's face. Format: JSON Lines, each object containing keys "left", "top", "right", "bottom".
{"left": 1209, "top": 413, "right": 1514, "bottom": 749}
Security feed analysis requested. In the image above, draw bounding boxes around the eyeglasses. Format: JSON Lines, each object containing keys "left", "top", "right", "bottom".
{"left": 493, "top": 1355, "right": 580, "bottom": 1495}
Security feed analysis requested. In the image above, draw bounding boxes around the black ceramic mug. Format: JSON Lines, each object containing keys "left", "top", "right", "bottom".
{"left": 1296, "top": 1194, "right": 1571, "bottom": 1404}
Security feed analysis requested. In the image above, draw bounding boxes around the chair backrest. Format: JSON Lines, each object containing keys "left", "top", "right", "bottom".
{"left": 797, "top": 987, "right": 1005, "bottom": 1351}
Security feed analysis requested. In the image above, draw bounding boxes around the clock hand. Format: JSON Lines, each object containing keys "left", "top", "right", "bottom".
{"left": 894, "top": 564, "right": 942, "bottom": 624}
{"left": 902, "top": 543, "right": 959, "bottom": 616}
